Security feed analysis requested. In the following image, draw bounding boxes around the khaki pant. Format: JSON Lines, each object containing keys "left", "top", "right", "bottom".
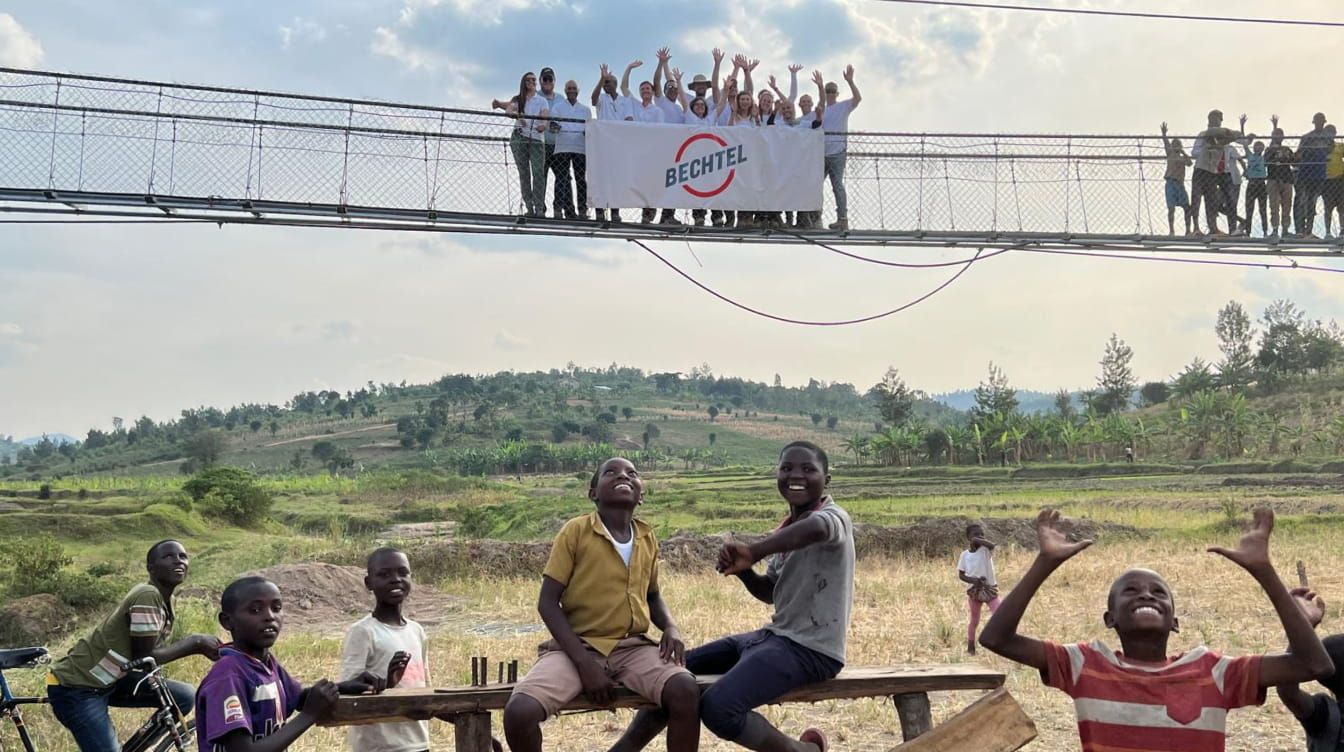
{"left": 1268, "top": 179, "right": 1293, "bottom": 231}
{"left": 511, "top": 636, "right": 690, "bottom": 718}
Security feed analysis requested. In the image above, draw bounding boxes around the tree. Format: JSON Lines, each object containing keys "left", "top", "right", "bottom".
{"left": 1171, "top": 358, "right": 1217, "bottom": 399}
{"left": 1257, "top": 299, "right": 1308, "bottom": 378}
{"left": 773, "top": 373, "right": 783, "bottom": 388}
{"left": 183, "top": 467, "right": 274, "bottom": 526}
{"left": 810, "top": 413, "right": 823, "bottom": 427}
{"left": 707, "top": 405, "right": 719, "bottom": 422}
{"left": 596, "top": 412, "right": 617, "bottom": 425}
{"left": 249, "top": 420, "right": 263, "bottom": 433}
{"left": 643, "top": 423, "right": 661, "bottom": 446}
{"left": 1215, "top": 301, "right": 1256, "bottom": 391}
{"left": 621, "top": 407, "right": 634, "bottom": 421}
{"left": 311, "top": 441, "right": 337, "bottom": 463}
{"left": 323, "top": 447, "right": 355, "bottom": 477}
{"left": 841, "top": 435, "right": 868, "bottom": 464}
{"left": 184, "top": 430, "right": 227, "bottom": 469}
{"left": 708, "top": 432, "right": 717, "bottom": 447}
{"left": 971, "top": 362, "right": 1018, "bottom": 423}
{"left": 826, "top": 416, "right": 839, "bottom": 430}
{"left": 1054, "top": 390, "right": 1076, "bottom": 422}
{"left": 268, "top": 421, "right": 279, "bottom": 437}
{"left": 871, "top": 367, "right": 915, "bottom": 426}
{"left": 1094, "top": 334, "right": 1135, "bottom": 416}
{"left": 1138, "top": 381, "right": 1171, "bottom": 407}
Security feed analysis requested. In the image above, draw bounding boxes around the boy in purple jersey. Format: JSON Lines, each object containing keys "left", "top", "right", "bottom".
{"left": 196, "top": 577, "right": 383, "bottom": 752}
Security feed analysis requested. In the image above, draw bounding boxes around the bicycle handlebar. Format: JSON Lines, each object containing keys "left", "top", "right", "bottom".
{"left": 122, "top": 656, "right": 158, "bottom": 673}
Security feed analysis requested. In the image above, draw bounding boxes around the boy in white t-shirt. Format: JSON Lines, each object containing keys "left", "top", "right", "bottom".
{"left": 957, "top": 523, "right": 999, "bottom": 655}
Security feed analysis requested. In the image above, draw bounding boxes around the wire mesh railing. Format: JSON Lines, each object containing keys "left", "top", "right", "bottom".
{"left": 1, "top": 67, "right": 1339, "bottom": 250}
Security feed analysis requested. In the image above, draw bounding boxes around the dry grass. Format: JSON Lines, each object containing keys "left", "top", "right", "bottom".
{"left": 8, "top": 528, "right": 1339, "bottom": 751}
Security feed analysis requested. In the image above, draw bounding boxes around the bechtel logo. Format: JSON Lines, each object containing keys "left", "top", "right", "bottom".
{"left": 666, "top": 133, "right": 747, "bottom": 197}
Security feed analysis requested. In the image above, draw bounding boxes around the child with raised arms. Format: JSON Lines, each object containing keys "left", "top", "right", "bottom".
{"left": 503, "top": 457, "right": 699, "bottom": 752}
{"left": 195, "top": 576, "right": 383, "bottom": 752}
{"left": 980, "top": 508, "right": 1334, "bottom": 752}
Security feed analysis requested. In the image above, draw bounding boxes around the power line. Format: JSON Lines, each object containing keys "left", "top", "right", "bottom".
{"left": 873, "top": 0, "right": 1344, "bottom": 28}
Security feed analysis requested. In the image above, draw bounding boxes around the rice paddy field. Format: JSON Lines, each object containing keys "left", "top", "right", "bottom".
{"left": 3, "top": 465, "right": 1343, "bottom": 751}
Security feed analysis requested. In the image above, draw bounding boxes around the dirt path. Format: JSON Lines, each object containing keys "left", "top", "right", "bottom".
{"left": 262, "top": 423, "right": 396, "bottom": 448}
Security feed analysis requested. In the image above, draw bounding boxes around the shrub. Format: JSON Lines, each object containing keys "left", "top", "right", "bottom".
{"left": 0, "top": 533, "right": 126, "bottom": 611}
{"left": 37, "top": 483, "right": 51, "bottom": 500}
{"left": 158, "top": 492, "right": 194, "bottom": 513}
{"left": 184, "top": 466, "right": 273, "bottom": 526}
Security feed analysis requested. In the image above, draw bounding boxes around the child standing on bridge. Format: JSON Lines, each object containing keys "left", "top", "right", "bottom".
{"left": 958, "top": 522, "right": 999, "bottom": 655}
{"left": 503, "top": 457, "right": 699, "bottom": 752}
{"left": 980, "top": 508, "right": 1334, "bottom": 752}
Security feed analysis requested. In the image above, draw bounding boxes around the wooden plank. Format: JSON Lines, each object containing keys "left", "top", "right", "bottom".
{"left": 454, "top": 711, "right": 493, "bottom": 752}
{"left": 894, "top": 693, "right": 932, "bottom": 740}
{"left": 891, "top": 688, "right": 1037, "bottom": 752}
{"left": 326, "top": 664, "right": 1004, "bottom": 726}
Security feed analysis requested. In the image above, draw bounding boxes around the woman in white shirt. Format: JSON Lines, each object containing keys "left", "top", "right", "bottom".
{"left": 672, "top": 68, "right": 726, "bottom": 126}
{"left": 491, "top": 72, "right": 550, "bottom": 218}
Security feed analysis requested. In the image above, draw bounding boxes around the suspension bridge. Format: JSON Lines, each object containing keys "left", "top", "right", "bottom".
{"left": 1, "top": 66, "right": 1342, "bottom": 257}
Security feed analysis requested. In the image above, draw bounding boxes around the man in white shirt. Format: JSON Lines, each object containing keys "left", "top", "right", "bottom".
{"left": 820, "top": 65, "right": 862, "bottom": 231}
{"left": 653, "top": 47, "right": 684, "bottom": 125}
{"left": 550, "top": 80, "right": 591, "bottom": 220}
{"left": 590, "top": 62, "right": 638, "bottom": 222}
{"left": 627, "top": 76, "right": 680, "bottom": 226}
{"left": 538, "top": 67, "right": 561, "bottom": 218}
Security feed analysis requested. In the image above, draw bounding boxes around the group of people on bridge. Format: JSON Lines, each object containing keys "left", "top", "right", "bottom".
{"left": 490, "top": 48, "right": 861, "bottom": 231}
{"left": 1165, "top": 111, "right": 1343, "bottom": 240}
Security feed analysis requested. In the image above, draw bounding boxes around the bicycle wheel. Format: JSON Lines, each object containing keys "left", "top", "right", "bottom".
{"left": 122, "top": 718, "right": 195, "bottom": 752}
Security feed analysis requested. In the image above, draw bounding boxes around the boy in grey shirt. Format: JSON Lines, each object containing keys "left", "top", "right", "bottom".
{"left": 608, "top": 441, "right": 853, "bottom": 752}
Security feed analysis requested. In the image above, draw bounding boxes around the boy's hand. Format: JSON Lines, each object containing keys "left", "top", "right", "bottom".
{"left": 1034, "top": 509, "right": 1093, "bottom": 564}
{"left": 338, "top": 671, "right": 386, "bottom": 695}
{"left": 302, "top": 679, "right": 339, "bottom": 720}
{"left": 972, "top": 536, "right": 994, "bottom": 548}
{"left": 192, "top": 634, "right": 222, "bottom": 661}
{"left": 1291, "top": 587, "right": 1326, "bottom": 628}
{"left": 1161, "top": 121, "right": 1168, "bottom": 135}
{"left": 717, "top": 540, "right": 756, "bottom": 575}
{"left": 578, "top": 656, "right": 617, "bottom": 705}
{"left": 1208, "top": 507, "right": 1275, "bottom": 575}
{"left": 659, "top": 626, "right": 686, "bottom": 666}
{"left": 387, "top": 651, "right": 411, "bottom": 689}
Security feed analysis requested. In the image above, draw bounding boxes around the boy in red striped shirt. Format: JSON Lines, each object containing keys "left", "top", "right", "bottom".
{"left": 981, "top": 508, "right": 1334, "bottom": 752}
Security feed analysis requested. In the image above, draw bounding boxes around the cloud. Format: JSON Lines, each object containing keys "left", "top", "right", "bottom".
{"left": 493, "top": 330, "right": 530, "bottom": 351}
{"left": 279, "top": 17, "right": 328, "bottom": 51}
{"left": 321, "top": 320, "right": 359, "bottom": 343}
{"left": 0, "top": 14, "right": 43, "bottom": 68}
{"left": 0, "top": 322, "right": 38, "bottom": 367}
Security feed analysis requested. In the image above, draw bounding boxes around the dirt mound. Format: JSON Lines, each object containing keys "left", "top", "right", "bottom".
{"left": 0, "top": 593, "right": 79, "bottom": 645}
{"left": 240, "top": 563, "right": 463, "bottom": 634}
{"left": 412, "top": 516, "right": 1137, "bottom": 578}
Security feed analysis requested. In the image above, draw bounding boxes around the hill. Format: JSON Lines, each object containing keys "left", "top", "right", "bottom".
{"left": 932, "top": 389, "right": 1075, "bottom": 415}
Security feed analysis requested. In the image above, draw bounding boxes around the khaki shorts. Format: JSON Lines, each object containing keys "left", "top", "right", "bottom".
{"left": 511, "top": 636, "right": 691, "bottom": 718}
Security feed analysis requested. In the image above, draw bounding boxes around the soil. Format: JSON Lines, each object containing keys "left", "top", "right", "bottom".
{"left": 1221, "top": 475, "right": 1344, "bottom": 488}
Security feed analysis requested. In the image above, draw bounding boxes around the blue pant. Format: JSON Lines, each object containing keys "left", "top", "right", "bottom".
{"left": 687, "top": 629, "right": 842, "bottom": 741}
{"left": 48, "top": 673, "right": 195, "bottom": 752}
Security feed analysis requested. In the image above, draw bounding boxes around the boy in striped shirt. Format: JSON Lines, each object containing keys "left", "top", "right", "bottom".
{"left": 981, "top": 508, "right": 1334, "bottom": 752}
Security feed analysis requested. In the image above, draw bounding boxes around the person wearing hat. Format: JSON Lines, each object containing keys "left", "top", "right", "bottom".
{"left": 539, "top": 67, "right": 562, "bottom": 219}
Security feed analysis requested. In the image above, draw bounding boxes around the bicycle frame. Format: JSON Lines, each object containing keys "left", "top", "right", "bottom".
{"left": 0, "top": 665, "right": 49, "bottom": 752}
{"left": 121, "top": 663, "right": 193, "bottom": 752}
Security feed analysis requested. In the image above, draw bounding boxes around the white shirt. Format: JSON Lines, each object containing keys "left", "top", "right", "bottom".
{"left": 822, "top": 98, "right": 856, "bottom": 156}
{"left": 341, "top": 615, "right": 430, "bottom": 752}
{"left": 656, "top": 95, "right": 682, "bottom": 124}
{"left": 794, "top": 110, "right": 823, "bottom": 130}
{"left": 595, "top": 91, "right": 635, "bottom": 122}
{"left": 683, "top": 109, "right": 714, "bottom": 126}
{"left": 632, "top": 99, "right": 665, "bottom": 124}
{"left": 1224, "top": 145, "right": 1244, "bottom": 184}
{"left": 957, "top": 547, "right": 996, "bottom": 587}
{"left": 550, "top": 98, "right": 591, "bottom": 155}
{"left": 518, "top": 94, "right": 550, "bottom": 141}
{"left": 601, "top": 520, "right": 635, "bottom": 566}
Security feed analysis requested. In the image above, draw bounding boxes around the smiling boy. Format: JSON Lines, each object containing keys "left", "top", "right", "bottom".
{"left": 503, "top": 457, "right": 699, "bottom": 752}
{"left": 980, "top": 508, "right": 1334, "bottom": 752}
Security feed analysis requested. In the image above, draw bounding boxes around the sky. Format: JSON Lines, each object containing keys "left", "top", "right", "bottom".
{"left": 2, "top": 0, "right": 1344, "bottom": 438}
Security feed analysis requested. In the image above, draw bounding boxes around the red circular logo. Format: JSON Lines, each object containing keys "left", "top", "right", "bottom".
{"left": 674, "top": 132, "right": 736, "bottom": 198}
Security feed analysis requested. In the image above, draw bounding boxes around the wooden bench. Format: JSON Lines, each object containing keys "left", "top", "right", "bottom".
{"left": 328, "top": 664, "right": 1036, "bottom": 751}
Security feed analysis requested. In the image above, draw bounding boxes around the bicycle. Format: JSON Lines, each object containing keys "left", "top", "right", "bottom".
{"left": 1, "top": 647, "right": 195, "bottom": 751}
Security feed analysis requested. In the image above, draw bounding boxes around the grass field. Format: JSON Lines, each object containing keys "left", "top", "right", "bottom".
{"left": 3, "top": 466, "right": 1344, "bottom": 751}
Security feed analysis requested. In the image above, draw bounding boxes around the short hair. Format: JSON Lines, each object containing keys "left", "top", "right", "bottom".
{"left": 220, "top": 576, "right": 273, "bottom": 613}
{"left": 1106, "top": 568, "right": 1172, "bottom": 612}
{"left": 640, "top": 80, "right": 654, "bottom": 90}
{"left": 366, "top": 546, "right": 405, "bottom": 572}
{"left": 146, "top": 539, "right": 181, "bottom": 568}
{"left": 1321, "top": 634, "right": 1344, "bottom": 697}
{"left": 965, "top": 522, "right": 983, "bottom": 536}
{"left": 779, "top": 441, "right": 828, "bottom": 474}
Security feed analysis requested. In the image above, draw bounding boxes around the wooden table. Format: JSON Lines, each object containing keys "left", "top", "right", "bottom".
{"left": 327, "top": 664, "right": 1028, "bottom": 751}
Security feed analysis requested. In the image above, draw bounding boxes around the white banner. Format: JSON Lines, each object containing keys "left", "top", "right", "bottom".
{"left": 586, "top": 120, "right": 823, "bottom": 211}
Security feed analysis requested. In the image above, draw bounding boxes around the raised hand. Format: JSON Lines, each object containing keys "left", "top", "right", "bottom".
{"left": 788, "top": 63, "right": 804, "bottom": 74}
{"left": 1034, "top": 509, "right": 1093, "bottom": 564}
{"left": 811, "top": 70, "right": 824, "bottom": 87}
{"left": 1208, "top": 507, "right": 1275, "bottom": 574}
{"left": 627, "top": 59, "right": 643, "bottom": 70}
{"left": 671, "top": 67, "right": 683, "bottom": 82}
{"left": 656, "top": 46, "right": 671, "bottom": 63}
{"left": 712, "top": 47, "right": 725, "bottom": 64}
{"left": 747, "top": 58, "right": 761, "bottom": 71}
{"left": 768, "top": 74, "right": 778, "bottom": 89}
{"left": 1271, "top": 114, "right": 1280, "bottom": 127}
{"left": 843, "top": 64, "right": 855, "bottom": 82}
{"left": 1160, "top": 121, "right": 1168, "bottom": 135}
{"left": 1239, "top": 113, "right": 1248, "bottom": 130}
{"left": 599, "top": 63, "right": 610, "bottom": 78}
{"left": 733, "top": 53, "right": 749, "bottom": 69}
{"left": 1291, "top": 586, "right": 1326, "bottom": 628}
